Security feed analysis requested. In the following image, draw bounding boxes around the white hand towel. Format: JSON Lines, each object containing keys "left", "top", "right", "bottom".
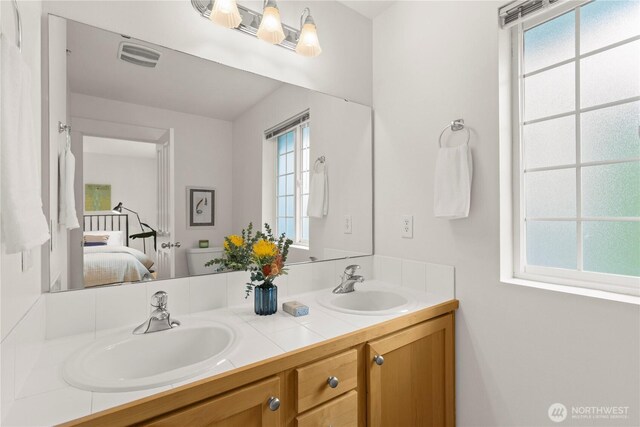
{"left": 1, "top": 38, "right": 51, "bottom": 253}
{"left": 307, "top": 162, "right": 328, "bottom": 218}
{"left": 433, "top": 143, "right": 473, "bottom": 219}
{"left": 59, "top": 145, "right": 80, "bottom": 229}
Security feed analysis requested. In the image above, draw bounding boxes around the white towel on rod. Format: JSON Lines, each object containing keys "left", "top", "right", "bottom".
{"left": 59, "top": 134, "right": 80, "bottom": 229}
{"left": 1, "top": 38, "right": 50, "bottom": 253}
{"left": 307, "top": 161, "right": 328, "bottom": 218}
{"left": 433, "top": 143, "right": 473, "bottom": 219}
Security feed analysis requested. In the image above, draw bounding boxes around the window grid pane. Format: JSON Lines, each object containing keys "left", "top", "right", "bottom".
{"left": 274, "top": 122, "right": 310, "bottom": 246}
{"left": 520, "top": 2, "right": 640, "bottom": 279}
{"left": 276, "top": 130, "right": 296, "bottom": 240}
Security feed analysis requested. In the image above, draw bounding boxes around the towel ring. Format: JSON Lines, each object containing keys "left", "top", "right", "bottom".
{"left": 438, "top": 119, "right": 470, "bottom": 148}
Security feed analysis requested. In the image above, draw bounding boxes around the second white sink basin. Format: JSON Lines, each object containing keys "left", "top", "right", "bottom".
{"left": 317, "top": 287, "right": 416, "bottom": 316}
{"left": 63, "top": 319, "right": 237, "bottom": 392}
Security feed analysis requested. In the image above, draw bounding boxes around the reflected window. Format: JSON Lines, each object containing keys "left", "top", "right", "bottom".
{"left": 515, "top": 0, "right": 640, "bottom": 291}
{"left": 275, "top": 120, "right": 310, "bottom": 246}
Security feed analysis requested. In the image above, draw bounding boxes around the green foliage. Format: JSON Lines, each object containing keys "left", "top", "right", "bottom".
{"left": 205, "top": 222, "right": 293, "bottom": 298}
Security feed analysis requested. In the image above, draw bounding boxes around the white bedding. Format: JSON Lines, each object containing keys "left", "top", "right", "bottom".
{"left": 84, "top": 245, "right": 154, "bottom": 287}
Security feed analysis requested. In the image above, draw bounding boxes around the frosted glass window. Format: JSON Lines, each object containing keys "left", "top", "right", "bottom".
{"left": 273, "top": 122, "right": 310, "bottom": 245}
{"left": 278, "top": 176, "right": 285, "bottom": 195}
{"left": 524, "top": 63, "right": 575, "bottom": 121}
{"left": 523, "top": 116, "right": 576, "bottom": 169}
{"left": 583, "top": 221, "right": 640, "bottom": 276}
{"left": 580, "top": 0, "right": 640, "bottom": 54}
{"left": 514, "top": 0, "right": 640, "bottom": 287}
{"left": 581, "top": 101, "right": 640, "bottom": 162}
{"left": 286, "top": 152, "right": 294, "bottom": 173}
{"left": 526, "top": 221, "right": 577, "bottom": 269}
{"left": 582, "top": 162, "right": 640, "bottom": 217}
{"left": 302, "top": 126, "right": 310, "bottom": 148}
{"left": 286, "top": 132, "right": 294, "bottom": 151}
{"left": 286, "top": 174, "right": 294, "bottom": 194}
{"left": 580, "top": 40, "right": 640, "bottom": 108}
{"left": 524, "top": 10, "right": 575, "bottom": 73}
{"left": 525, "top": 169, "right": 576, "bottom": 217}
{"left": 286, "top": 218, "right": 295, "bottom": 238}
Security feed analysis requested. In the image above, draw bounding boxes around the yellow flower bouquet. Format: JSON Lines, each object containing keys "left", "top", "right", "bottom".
{"left": 207, "top": 223, "right": 293, "bottom": 302}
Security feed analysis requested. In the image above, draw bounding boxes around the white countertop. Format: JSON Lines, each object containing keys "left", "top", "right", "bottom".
{"left": 3, "top": 281, "right": 452, "bottom": 427}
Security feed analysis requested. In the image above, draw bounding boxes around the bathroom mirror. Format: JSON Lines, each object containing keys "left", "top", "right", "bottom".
{"left": 46, "top": 17, "right": 372, "bottom": 292}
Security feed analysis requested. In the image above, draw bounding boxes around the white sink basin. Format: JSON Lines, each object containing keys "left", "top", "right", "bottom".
{"left": 63, "top": 319, "right": 236, "bottom": 392}
{"left": 317, "top": 288, "right": 416, "bottom": 316}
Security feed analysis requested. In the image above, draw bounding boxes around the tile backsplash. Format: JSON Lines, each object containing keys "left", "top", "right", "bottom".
{"left": 0, "top": 254, "right": 454, "bottom": 421}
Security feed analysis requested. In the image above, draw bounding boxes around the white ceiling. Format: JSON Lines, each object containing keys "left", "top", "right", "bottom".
{"left": 338, "top": 1, "right": 395, "bottom": 20}
{"left": 83, "top": 136, "right": 157, "bottom": 159}
{"left": 67, "top": 21, "right": 283, "bottom": 121}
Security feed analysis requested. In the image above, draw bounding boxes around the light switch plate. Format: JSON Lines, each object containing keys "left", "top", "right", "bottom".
{"left": 344, "top": 215, "right": 353, "bottom": 234}
{"left": 401, "top": 215, "right": 413, "bottom": 239}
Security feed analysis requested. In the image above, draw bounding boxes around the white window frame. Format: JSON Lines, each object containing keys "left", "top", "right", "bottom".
{"left": 509, "top": 0, "right": 640, "bottom": 298}
{"left": 273, "top": 120, "right": 310, "bottom": 248}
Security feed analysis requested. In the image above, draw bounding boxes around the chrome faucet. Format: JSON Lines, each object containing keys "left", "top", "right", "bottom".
{"left": 133, "top": 291, "right": 181, "bottom": 335}
{"left": 332, "top": 265, "right": 365, "bottom": 294}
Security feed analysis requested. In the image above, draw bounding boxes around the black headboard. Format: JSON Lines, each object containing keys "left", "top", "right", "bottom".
{"left": 83, "top": 214, "right": 129, "bottom": 246}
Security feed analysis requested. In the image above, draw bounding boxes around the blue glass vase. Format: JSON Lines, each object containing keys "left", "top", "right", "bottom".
{"left": 254, "top": 283, "right": 278, "bottom": 316}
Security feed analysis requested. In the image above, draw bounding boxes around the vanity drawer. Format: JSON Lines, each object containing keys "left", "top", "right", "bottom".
{"left": 296, "top": 390, "right": 358, "bottom": 427}
{"left": 296, "top": 349, "right": 357, "bottom": 412}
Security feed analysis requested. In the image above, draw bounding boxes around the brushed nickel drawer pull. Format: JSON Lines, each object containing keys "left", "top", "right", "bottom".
{"left": 327, "top": 376, "right": 339, "bottom": 388}
{"left": 268, "top": 396, "right": 281, "bottom": 411}
{"left": 373, "top": 354, "right": 384, "bottom": 365}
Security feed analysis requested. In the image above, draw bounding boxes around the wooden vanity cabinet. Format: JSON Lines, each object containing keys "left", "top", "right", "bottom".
{"left": 143, "top": 376, "right": 282, "bottom": 427}
{"left": 367, "top": 313, "right": 455, "bottom": 427}
{"left": 63, "top": 302, "right": 457, "bottom": 427}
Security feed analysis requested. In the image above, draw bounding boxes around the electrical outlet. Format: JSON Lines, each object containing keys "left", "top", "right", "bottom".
{"left": 401, "top": 215, "right": 413, "bottom": 238}
{"left": 344, "top": 215, "right": 353, "bottom": 234}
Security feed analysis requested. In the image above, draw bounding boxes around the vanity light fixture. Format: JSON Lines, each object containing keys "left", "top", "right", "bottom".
{"left": 209, "top": 0, "right": 242, "bottom": 28}
{"left": 295, "top": 8, "right": 321, "bottom": 57}
{"left": 256, "top": 0, "right": 286, "bottom": 44}
{"left": 190, "top": 0, "right": 322, "bottom": 56}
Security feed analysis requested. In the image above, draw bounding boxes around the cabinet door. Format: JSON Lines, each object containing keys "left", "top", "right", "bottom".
{"left": 367, "top": 314, "right": 454, "bottom": 427}
{"left": 145, "top": 377, "right": 281, "bottom": 427}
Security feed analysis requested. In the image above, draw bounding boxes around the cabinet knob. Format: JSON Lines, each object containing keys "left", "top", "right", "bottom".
{"left": 268, "top": 396, "right": 281, "bottom": 411}
{"left": 327, "top": 376, "right": 339, "bottom": 388}
{"left": 373, "top": 354, "right": 385, "bottom": 365}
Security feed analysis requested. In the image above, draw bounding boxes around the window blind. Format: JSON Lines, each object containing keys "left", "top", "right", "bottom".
{"left": 499, "top": 0, "right": 562, "bottom": 28}
{"left": 265, "top": 110, "right": 310, "bottom": 140}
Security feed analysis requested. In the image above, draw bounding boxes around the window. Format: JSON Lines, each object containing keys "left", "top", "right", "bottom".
{"left": 274, "top": 120, "right": 310, "bottom": 246}
{"left": 512, "top": 0, "right": 640, "bottom": 296}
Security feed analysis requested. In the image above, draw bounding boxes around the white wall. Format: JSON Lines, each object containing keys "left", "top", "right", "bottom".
{"left": 83, "top": 150, "right": 157, "bottom": 257}
{"left": 69, "top": 93, "right": 234, "bottom": 278}
{"left": 41, "top": 0, "right": 373, "bottom": 106}
{"left": 232, "top": 84, "right": 373, "bottom": 263}
{"left": 373, "top": 2, "right": 640, "bottom": 426}
{"left": 0, "top": 0, "right": 44, "bottom": 341}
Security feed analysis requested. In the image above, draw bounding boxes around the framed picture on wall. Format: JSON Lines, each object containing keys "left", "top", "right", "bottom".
{"left": 85, "top": 184, "right": 111, "bottom": 211}
{"left": 187, "top": 187, "right": 215, "bottom": 228}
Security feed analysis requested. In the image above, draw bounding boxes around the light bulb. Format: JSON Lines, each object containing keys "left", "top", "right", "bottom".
{"left": 210, "top": 0, "right": 242, "bottom": 29}
{"left": 257, "top": 1, "right": 285, "bottom": 44}
{"left": 295, "top": 13, "right": 321, "bottom": 57}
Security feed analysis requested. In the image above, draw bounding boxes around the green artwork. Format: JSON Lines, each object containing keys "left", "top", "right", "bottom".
{"left": 85, "top": 184, "right": 111, "bottom": 211}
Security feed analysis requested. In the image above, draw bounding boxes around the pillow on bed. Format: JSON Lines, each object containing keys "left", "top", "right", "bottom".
{"left": 84, "top": 230, "right": 125, "bottom": 247}
{"left": 84, "top": 234, "right": 109, "bottom": 243}
{"left": 84, "top": 241, "right": 108, "bottom": 247}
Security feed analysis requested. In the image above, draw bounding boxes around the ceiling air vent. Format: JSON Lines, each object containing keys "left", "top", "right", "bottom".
{"left": 118, "top": 42, "right": 161, "bottom": 68}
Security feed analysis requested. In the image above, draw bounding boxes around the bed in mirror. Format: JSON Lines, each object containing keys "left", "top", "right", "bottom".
{"left": 46, "top": 16, "right": 373, "bottom": 292}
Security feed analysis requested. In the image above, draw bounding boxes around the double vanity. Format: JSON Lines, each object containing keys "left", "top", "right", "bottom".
{"left": 13, "top": 278, "right": 457, "bottom": 426}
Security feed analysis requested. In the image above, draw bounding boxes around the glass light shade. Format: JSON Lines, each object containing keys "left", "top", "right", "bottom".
{"left": 209, "top": 0, "right": 242, "bottom": 29}
{"left": 295, "top": 22, "right": 322, "bottom": 57}
{"left": 257, "top": 6, "right": 286, "bottom": 44}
